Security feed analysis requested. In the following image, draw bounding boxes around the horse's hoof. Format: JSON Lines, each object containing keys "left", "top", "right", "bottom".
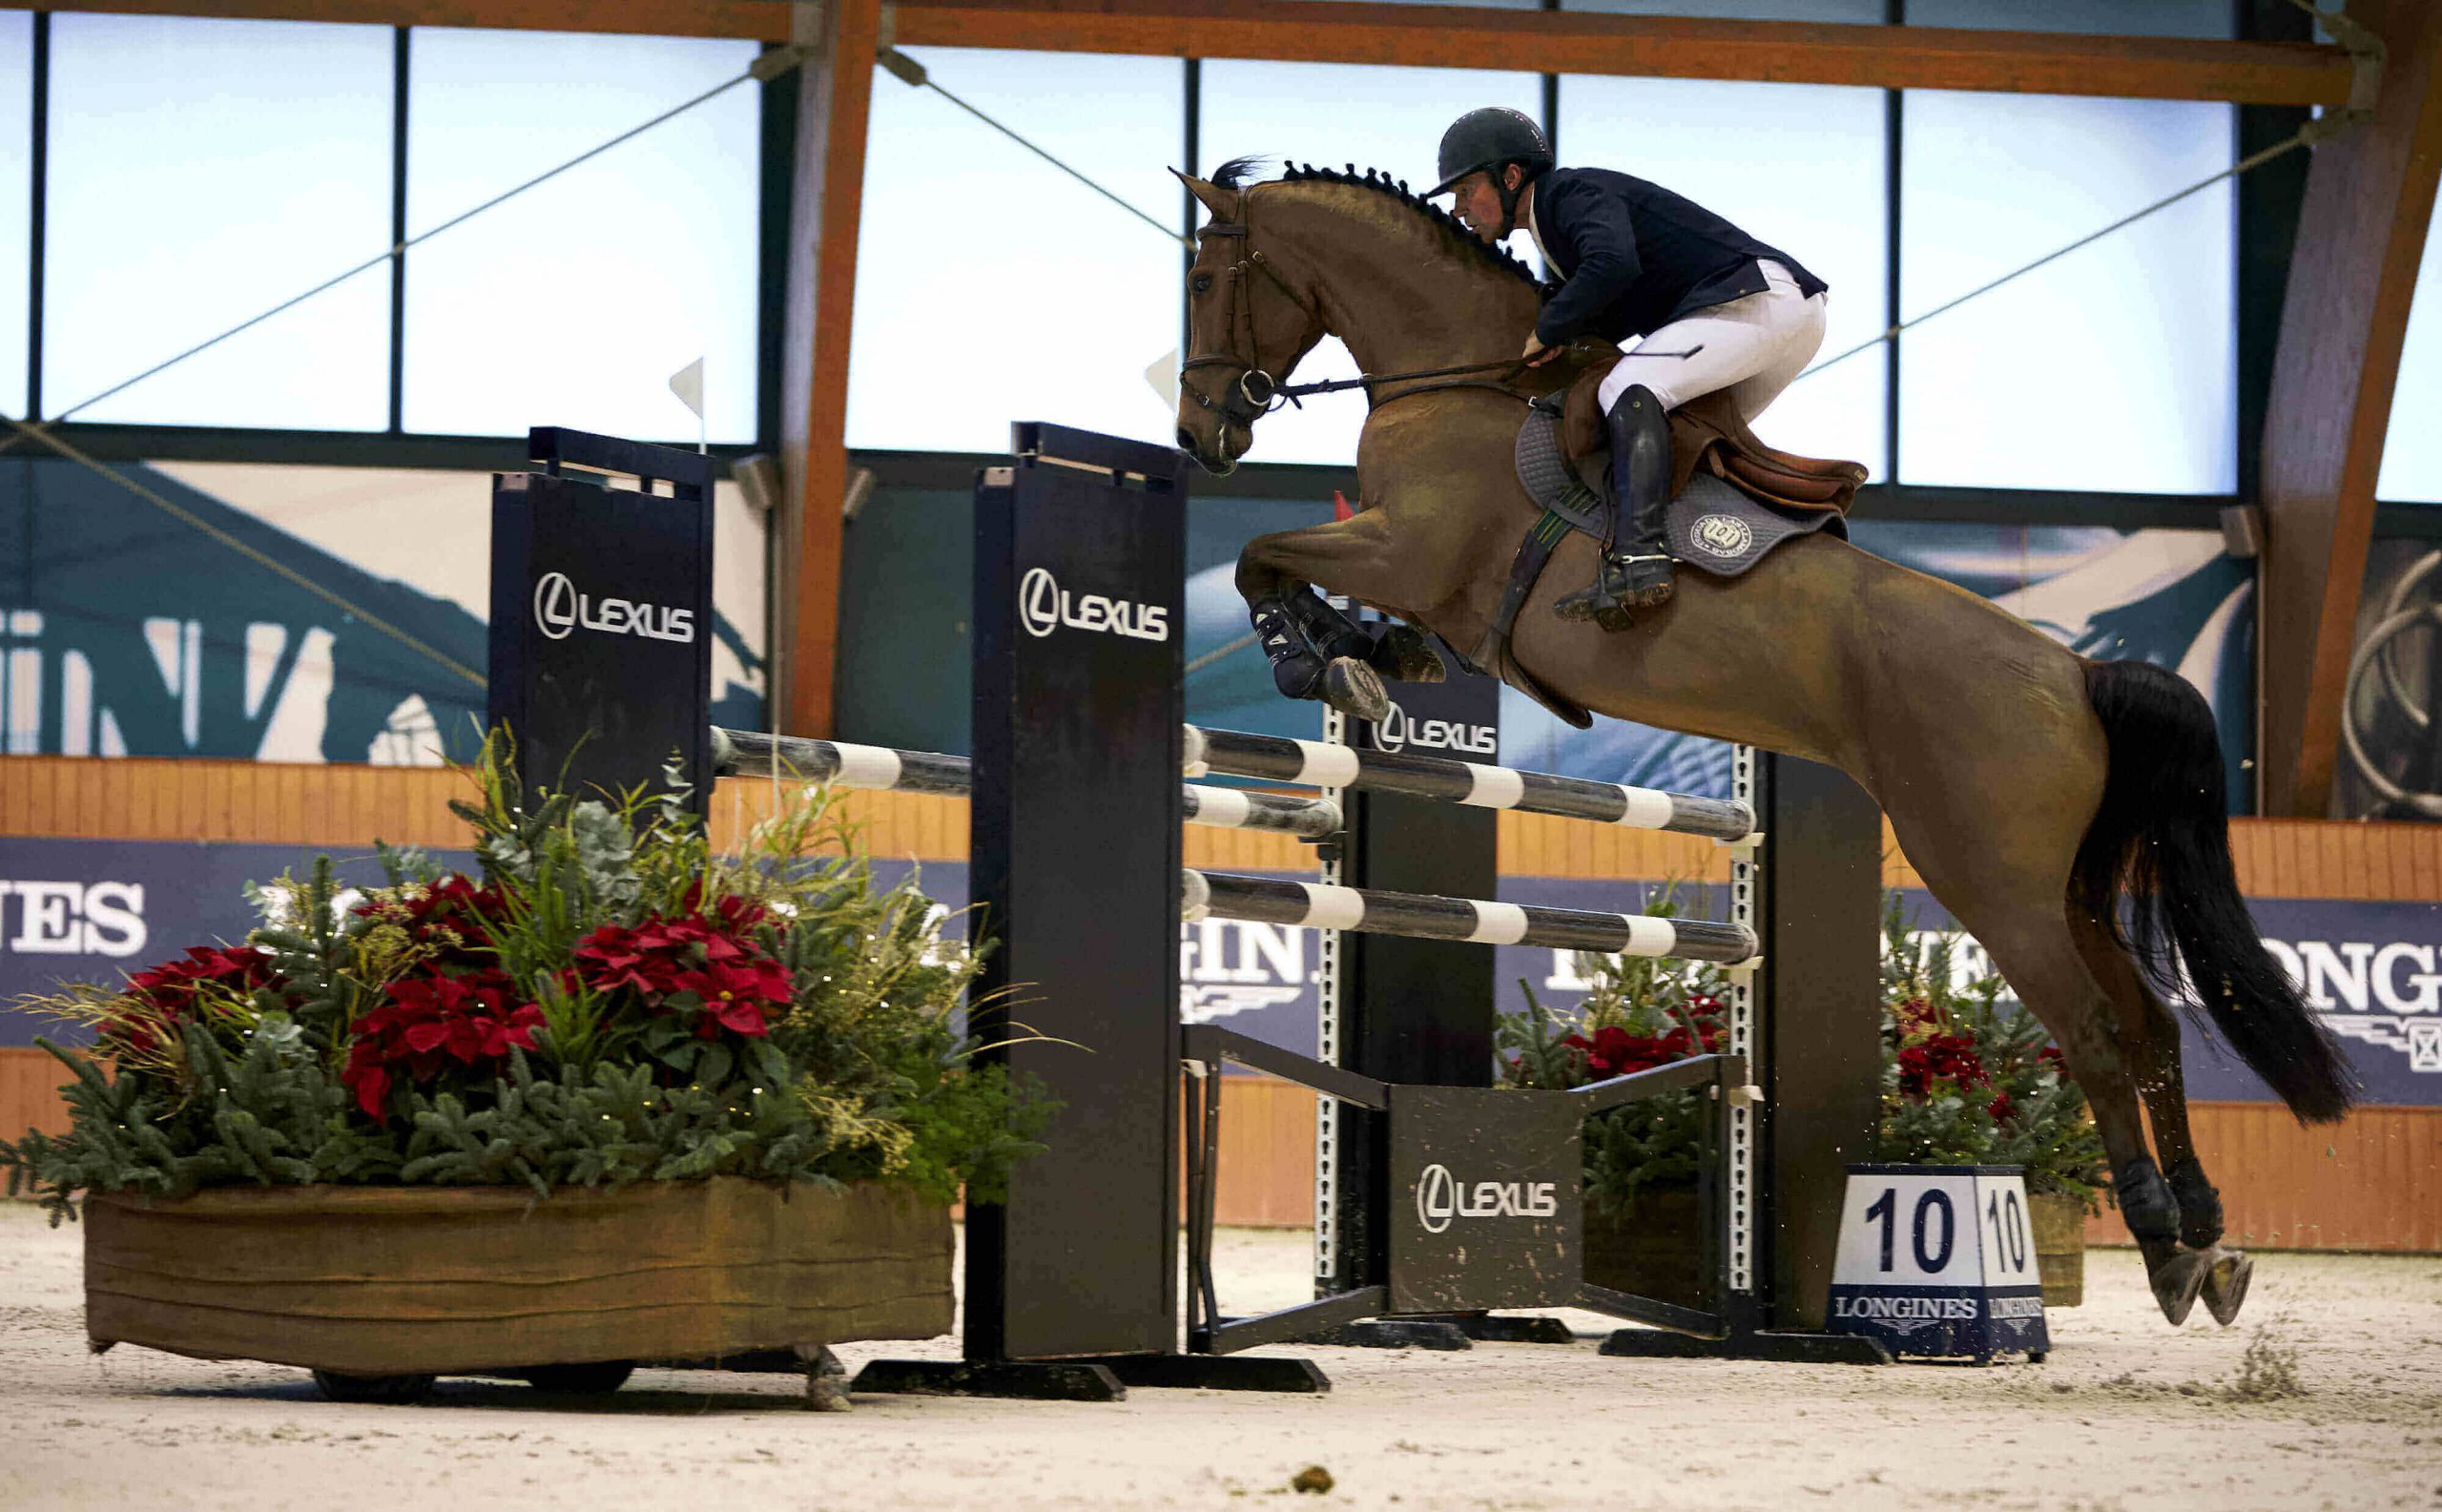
{"left": 1367, "top": 625, "right": 1447, "bottom": 683}
{"left": 2201, "top": 1247, "right": 2253, "bottom": 1327}
{"left": 1321, "top": 657, "right": 1391, "bottom": 723}
{"left": 2149, "top": 1245, "right": 2214, "bottom": 1326}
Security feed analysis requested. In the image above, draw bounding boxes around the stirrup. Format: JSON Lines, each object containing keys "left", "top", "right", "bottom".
{"left": 1553, "top": 551, "right": 1675, "bottom": 632}
{"left": 1612, "top": 552, "right": 1677, "bottom": 610}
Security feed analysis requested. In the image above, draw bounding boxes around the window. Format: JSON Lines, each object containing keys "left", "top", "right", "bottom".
{"left": 2377, "top": 199, "right": 2442, "bottom": 504}
{"left": 1907, "top": 0, "right": 2230, "bottom": 38}
{"left": 1898, "top": 91, "right": 2235, "bottom": 493}
{"left": 42, "top": 14, "right": 392, "bottom": 429}
{"left": 1197, "top": 60, "right": 1543, "bottom": 466}
{"left": 849, "top": 49, "right": 1183, "bottom": 453}
{"left": 0, "top": 13, "right": 29, "bottom": 423}
{"left": 1558, "top": 73, "right": 1889, "bottom": 477}
{"left": 403, "top": 29, "right": 760, "bottom": 441}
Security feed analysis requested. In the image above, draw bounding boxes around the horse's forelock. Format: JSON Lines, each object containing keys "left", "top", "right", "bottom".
{"left": 1211, "top": 155, "right": 1271, "bottom": 193}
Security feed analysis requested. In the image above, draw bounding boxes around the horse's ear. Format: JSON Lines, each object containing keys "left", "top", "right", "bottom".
{"left": 1171, "top": 168, "right": 1239, "bottom": 224}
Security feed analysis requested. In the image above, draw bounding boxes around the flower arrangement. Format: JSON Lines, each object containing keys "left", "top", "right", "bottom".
{"left": 1495, "top": 885, "right": 2108, "bottom": 1214}
{"left": 1873, "top": 892, "right": 2107, "bottom": 1211}
{"left": 1497, "top": 887, "right": 1728, "bottom": 1213}
{"left": 0, "top": 750, "right": 1048, "bottom": 1222}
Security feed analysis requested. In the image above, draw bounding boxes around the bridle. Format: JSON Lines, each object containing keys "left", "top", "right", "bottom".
{"left": 1178, "top": 208, "right": 1317, "bottom": 448}
{"left": 1181, "top": 203, "right": 1539, "bottom": 458}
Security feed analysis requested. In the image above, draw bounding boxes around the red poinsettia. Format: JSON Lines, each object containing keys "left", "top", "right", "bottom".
{"left": 354, "top": 876, "right": 512, "bottom": 966}
{"left": 1891, "top": 994, "right": 2011, "bottom": 1117}
{"left": 571, "top": 901, "right": 792, "bottom": 1041}
{"left": 1564, "top": 1004, "right": 1727, "bottom": 1080}
{"left": 109, "top": 945, "right": 284, "bottom": 1052}
{"left": 341, "top": 966, "right": 546, "bottom": 1120}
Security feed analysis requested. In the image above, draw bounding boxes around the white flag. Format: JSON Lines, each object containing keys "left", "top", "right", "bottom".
{"left": 668, "top": 357, "right": 705, "bottom": 419}
{"left": 1144, "top": 348, "right": 1179, "bottom": 408}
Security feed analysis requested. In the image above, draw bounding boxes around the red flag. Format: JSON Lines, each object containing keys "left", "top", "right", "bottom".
{"left": 1333, "top": 489, "right": 1354, "bottom": 522}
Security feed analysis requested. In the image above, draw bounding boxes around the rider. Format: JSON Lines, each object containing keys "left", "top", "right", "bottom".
{"left": 1429, "top": 107, "right": 1829, "bottom": 623}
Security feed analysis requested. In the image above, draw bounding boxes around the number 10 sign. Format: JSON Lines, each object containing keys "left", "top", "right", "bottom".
{"left": 1828, "top": 1164, "right": 2050, "bottom": 1363}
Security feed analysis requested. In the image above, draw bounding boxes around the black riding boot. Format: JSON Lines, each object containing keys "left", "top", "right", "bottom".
{"left": 1553, "top": 383, "right": 1675, "bottom": 631}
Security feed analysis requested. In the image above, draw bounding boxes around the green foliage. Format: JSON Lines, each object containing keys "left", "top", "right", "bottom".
{"left": 1495, "top": 884, "right": 1728, "bottom": 1212}
{"left": 0, "top": 736, "right": 1048, "bottom": 1220}
{"left": 1489, "top": 883, "right": 2110, "bottom": 1215}
{"left": 1873, "top": 892, "right": 2109, "bottom": 1210}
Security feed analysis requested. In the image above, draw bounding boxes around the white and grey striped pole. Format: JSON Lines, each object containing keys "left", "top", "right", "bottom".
{"left": 1182, "top": 868, "right": 1759, "bottom": 965}
{"left": 713, "top": 727, "right": 1344, "bottom": 839}
{"left": 1183, "top": 725, "right": 1755, "bottom": 842}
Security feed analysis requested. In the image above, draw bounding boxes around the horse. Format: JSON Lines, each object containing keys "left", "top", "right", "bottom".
{"left": 1169, "top": 158, "right": 2356, "bottom": 1328}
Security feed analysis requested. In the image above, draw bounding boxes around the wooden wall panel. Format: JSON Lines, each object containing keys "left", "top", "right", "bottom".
{"left": 23, "top": 756, "right": 2442, "bottom": 903}
{"left": 10, "top": 756, "right": 2442, "bottom": 1248}
{"left": 2083, "top": 1103, "right": 2441, "bottom": 1253}
{"left": 1207, "top": 1075, "right": 1320, "bottom": 1230}
{"left": 1, "top": 1047, "right": 73, "bottom": 1145}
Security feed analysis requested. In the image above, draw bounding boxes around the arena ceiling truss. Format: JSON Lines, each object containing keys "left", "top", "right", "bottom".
{"left": 34, "top": 0, "right": 2442, "bottom": 818}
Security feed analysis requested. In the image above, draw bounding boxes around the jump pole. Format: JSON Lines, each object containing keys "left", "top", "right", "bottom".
{"left": 492, "top": 423, "right": 1882, "bottom": 1392}
{"left": 1282, "top": 673, "right": 1887, "bottom": 1359}
{"left": 712, "top": 727, "right": 1344, "bottom": 839}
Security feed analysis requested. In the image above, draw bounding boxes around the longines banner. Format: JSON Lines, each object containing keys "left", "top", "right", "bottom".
{"left": 5, "top": 840, "right": 2435, "bottom": 1106}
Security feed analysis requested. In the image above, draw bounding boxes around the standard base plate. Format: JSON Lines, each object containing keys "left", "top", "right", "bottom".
{"left": 1598, "top": 1329, "right": 1892, "bottom": 1365}
{"left": 1297, "top": 1319, "right": 1473, "bottom": 1351}
{"left": 1101, "top": 1355, "right": 1331, "bottom": 1393}
{"left": 851, "top": 1358, "right": 1127, "bottom": 1401}
{"left": 1453, "top": 1315, "right": 1576, "bottom": 1345}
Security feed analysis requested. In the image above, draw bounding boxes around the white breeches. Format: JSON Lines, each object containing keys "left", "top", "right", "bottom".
{"left": 1597, "top": 259, "right": 1829, "bottom": 421}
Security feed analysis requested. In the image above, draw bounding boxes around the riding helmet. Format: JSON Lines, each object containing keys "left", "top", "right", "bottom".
{"left": 1427, "top": 107, "right": 1554, "bottom": 197}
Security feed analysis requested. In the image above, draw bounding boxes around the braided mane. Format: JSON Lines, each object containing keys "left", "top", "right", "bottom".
{"left": 1210, "top": 155, "right": 1552, "bottom": 302}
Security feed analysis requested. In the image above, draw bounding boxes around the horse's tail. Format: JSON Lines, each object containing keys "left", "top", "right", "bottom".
{"left": 2068, "top": 658, "right": 2357, "bottom": 1124}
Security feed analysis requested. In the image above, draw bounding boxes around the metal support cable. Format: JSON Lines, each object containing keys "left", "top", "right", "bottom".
{"left": 880, "top": 48, "right": 1190, "bottom": 249}
{"left": 1186, "top": 630, "right": 1260, "bottom": 677}
{"left": 16, "top": 62, "right": 770, "bottom": 440}
{"left": 0, "top": 55, "right": 803, "bottom": 689}
{"left": 1795, "top": 124, "right": 2328, "bottom": 384}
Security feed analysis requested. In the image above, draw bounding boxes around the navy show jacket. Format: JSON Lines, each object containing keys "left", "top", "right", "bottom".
{"left": 1529, "top": 167, "right": 1825, "bottom": 348}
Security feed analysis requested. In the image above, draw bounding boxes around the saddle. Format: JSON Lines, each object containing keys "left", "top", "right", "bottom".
{"left": 1558, "top": 377, "right": 1866, "bottom": 518}
{"left": 1478, "top": 374, "right": 1870, "bottom": 728}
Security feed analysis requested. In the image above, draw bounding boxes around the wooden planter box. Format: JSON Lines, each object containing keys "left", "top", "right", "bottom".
{"left": 2030, "top": 1190, "right": 2087, "bottom": 1308}
{"left": 84, "top": 1177, "right": 953, "bottom": 1378}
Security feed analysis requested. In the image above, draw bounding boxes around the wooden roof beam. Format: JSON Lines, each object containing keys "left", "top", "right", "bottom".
{"left": 2257, "top": 0, "right": 2442, "bottom": 817}
{"left": 44, "top": 0, "right": 2356, "bottom": 105}
{"left": 893, "top": 0, "right": 2355, "bottom": 104}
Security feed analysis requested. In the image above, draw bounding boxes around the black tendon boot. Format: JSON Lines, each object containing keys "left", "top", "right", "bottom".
{"left": 1554, "top": 384, "right": 1675, "bottom": 631}
{"left": 1250, "top": 595, "right": 1326, "bottom": 701}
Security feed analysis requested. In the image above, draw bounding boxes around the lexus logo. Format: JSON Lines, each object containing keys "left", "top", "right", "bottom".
{"left": 1376, "top": 701, "right": 1497, "bottom": 757}
{"left": 531, "top": 570, "right": 696, "bottom": 645}
{"left": 534, "top": 572, "right": 579, "bottom": 642}
{"left": 1413, "top": 1162, "right": 1560, "bottom": 1233}
{"left": 1017, "top": 567, "right": 1169, "bottom": 642}
{"left": 1417, "top": 1163, "right": 1459, "bottom": 1234}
